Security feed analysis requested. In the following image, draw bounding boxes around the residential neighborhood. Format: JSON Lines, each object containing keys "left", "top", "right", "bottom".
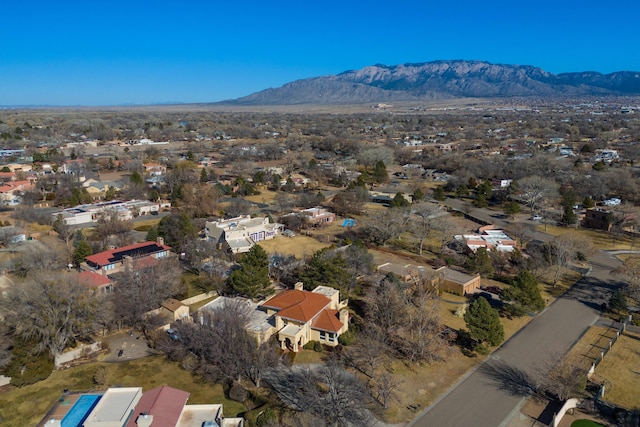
{"left": 0, "top": 103, "right": 638, "bottom": 427}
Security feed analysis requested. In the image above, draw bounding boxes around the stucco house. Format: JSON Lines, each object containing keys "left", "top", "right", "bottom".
{"left": 261, "top": 283, "right": 349, "bottom": 352}
{"left": 457, "top": 225, "right": 517, "bottom": 253}
{"left": 377, "top": 262, "right": 481, "bottom": 295}
{"left": 205, "top": 215, "right": 283, "bottom": 254}
{"left": 161, "top": 298, "right": 190, "bottom": 322}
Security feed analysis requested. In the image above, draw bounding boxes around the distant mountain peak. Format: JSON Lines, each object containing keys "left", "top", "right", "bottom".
{"left": 223, "top": 60, "right": 640, "bottom": 106}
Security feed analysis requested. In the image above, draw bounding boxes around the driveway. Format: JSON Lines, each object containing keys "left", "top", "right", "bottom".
{"left": 102, "top": 331, "right": 155, "bottom": 362}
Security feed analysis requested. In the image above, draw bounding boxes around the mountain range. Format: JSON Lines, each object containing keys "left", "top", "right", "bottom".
{"left": 223, "top": 60, "right": 640, "bottom": 105}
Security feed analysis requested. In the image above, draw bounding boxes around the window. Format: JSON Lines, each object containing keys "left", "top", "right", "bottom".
{"left": 319, "top": 331, "right": 326, "bottom": 340}
{"left": 328, "top": 333, "right": 336, "bottom": 343}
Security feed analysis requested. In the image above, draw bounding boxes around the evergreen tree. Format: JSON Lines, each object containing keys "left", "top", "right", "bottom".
{"left": 608, "top": 289, "right": 627, "bottom": 314}
{"left": 390, "top": 192, "right": 409, "bottom": 208}
{"left": 372, "top": 160, "right": 388, "bottom": 183}
{"left": 129, "top": 171, "right": 143, "bottom": 185}
{"left": 200, "top": 168, "right": 209, "bottom": 183}
{"left": 464, "top": 297, "right": 504, "bottom": 347}
{"left": 502, "top": 270, "right": 545, "bottom": 313}
{"left": 473, "top": 193, "right": 488, "bottom": 208}
{"left": 145, "top": 226, "right": 159, "bottom": 242}
{"left": 433, "top": 186, "right": 446, "bottom": 201}
{"left": 72, "top": 240, "right": 93, "bottom": 267}
{"left": 582, "top": 196, "right": 595, "bottom": 209}
{"left": 503, "top": 201, "right": 521, "bottom": 219}
{"left": 561, "top": 205, "right": 577, "bottom": 226}
{"left": 299, "top": 248, "right": 350, "bottom": 292}
{"left": 105, "top": 186, "right": 118, "bottom": 201}
{"left": 412, "top": 187, "right": 425, "bottom": 202}
{"left": 3, "top": 336, "right": 54, "bottom": 386}
{"left": 228, "top": 245, "right": 272, "bottom": 300}
{"left": 465, "top": 247, "right": 494, "bottom": 277}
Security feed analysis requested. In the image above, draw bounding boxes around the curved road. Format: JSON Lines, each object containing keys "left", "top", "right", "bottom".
{"left": 409, "top": 201, "right": 622, "bottom": 427}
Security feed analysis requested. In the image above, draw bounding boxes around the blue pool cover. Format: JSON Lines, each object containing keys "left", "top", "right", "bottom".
{"left": 61, "top": 394, "right": 101, "bottom": 427}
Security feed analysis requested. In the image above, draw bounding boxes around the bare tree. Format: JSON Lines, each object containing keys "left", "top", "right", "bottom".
{"left": 516, "top": 175, "right": 558, "bottom": 214}
{"left": 346, "top": 325, "right": 388, "bottom": 379}
{"left": 1, "top": 272, "right": 102, "bottom": 358}
{"left": 371, "top": 371, "right": 403, "bottom": 409}
{"left": 111, "top": 258, "right": 182, "bottom": 333}
{"left": 265, "top": 360, "right": 375, "bottom": 427}
{"left": 94, "top": 208, "right": 133, "bottom": 249}
{"left": 545, "top": 233, "right": 594, "bottom": 287}
{"left": 613, "top": 256, "right": 640, "bottom": 305}
{"left": 171, "top": 299, "right": 280, "bottom": 387}
{"left": 531, "top": 352, "right": 588, "bottom": 401}
{"left": 360, "top": 207, "right": 410, "bottom": 246}
{"left": 411, "top": 202, "right": 442, "bottom": 255}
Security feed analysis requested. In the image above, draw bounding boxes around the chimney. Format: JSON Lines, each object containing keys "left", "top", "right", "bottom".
{"left": 136, "top": 414, "right": 153, "bottom": 427}
{"left": 123, "top": 255, "right": 133, "bottom": 273}
{"left": 339, "top": 309, "right": 349, "bottom": 329}
{"left": 156, "top": 236, "right": 164, "bottom": 246}
{"left": 294, "top": 282, "right": 304, "bottom": 291}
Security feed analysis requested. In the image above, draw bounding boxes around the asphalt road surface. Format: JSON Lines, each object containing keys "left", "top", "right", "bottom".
{"left": 409, "top": 202, "right": 621, "bottom": 427}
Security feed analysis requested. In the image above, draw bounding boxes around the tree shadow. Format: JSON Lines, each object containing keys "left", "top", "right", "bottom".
{"left": 478, "top": 360, "right": 539, "bottom": 398}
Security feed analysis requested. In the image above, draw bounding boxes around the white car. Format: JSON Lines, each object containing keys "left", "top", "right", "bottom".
{"left": 530, "top": 215, "right": 543, "bottom": 221}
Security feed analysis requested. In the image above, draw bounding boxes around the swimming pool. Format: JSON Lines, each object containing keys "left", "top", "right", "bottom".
{"left": 61, "top": 394, "right": 101, "bottom": 427}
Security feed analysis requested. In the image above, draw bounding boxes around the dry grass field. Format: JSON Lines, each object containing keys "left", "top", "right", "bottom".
{"left": 591, "top": 329, "right": 640, "bottom": 409}
{"left": 538, "top": 225, "right": 638, "bottom": 251}
{"left": 258, "top": 235, "right": 331, "bottom": 259}
{"left": 563, "top": 326, "right": 618, "bottom": 373}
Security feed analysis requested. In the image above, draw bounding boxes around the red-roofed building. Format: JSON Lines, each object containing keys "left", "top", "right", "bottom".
{"left": 0, "top": 179, "right": 35, "bottom": 205}
{"left": 126, "top": 385, "right": 189, "bottom": 427}
{"left": 78, "top": 271, "right": 113, "bottom": 294}
{"left": 261, "top": 283, "right": 349, "bottom": 352}
{"left": 84, "top": 237, "right": 171, "bottom": 274}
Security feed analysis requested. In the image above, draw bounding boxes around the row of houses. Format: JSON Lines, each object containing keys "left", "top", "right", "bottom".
{"left": 52, "top": 199, "right": 171, "bottom": 225}
{"left": 39, "top": 385, "right": 243, "bottom": 427}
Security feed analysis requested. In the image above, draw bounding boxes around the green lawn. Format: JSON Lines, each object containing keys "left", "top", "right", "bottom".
{"left": 571, "top": 420, "right": 605, "bottom": 427}
{"left": 0, "top": 356, "right": 246, "bottom": 427}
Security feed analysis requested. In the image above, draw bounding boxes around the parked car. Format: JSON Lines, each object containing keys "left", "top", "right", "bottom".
{"left": 530, "top": 214, "right": 543, "bottom": 221}
{"left": 485, "top": 286, "right": 503, "bottom": 295}
{"left": 117, "top": 349, "right": 124, "bottom": 357}
{"left": 475, "top": 292, "right": 494, "bottom": 301}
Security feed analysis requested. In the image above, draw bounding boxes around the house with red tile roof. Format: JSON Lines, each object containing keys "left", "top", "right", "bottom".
{"left": 261, "top": 283, "right": 349, "bottom": 352}
{"left": 84, "top": 237, "right": 171, "bottom": 274}
{"left": 0, "top": 179, "right": 35, "bottom": 205}
{"left": 78, "top": 271, "right": 113, "bottom": 294}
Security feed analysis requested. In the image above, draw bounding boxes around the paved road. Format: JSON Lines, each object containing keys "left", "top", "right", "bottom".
{"left": 409, "top": 201, "right": 622, "bottom": 427}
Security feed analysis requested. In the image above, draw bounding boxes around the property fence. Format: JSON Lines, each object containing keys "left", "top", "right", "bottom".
{"left": 553, "top": 315, "right": 632, "bottom": 427}
{"left": 587, "top": 315, "right": 632, "bottom": 379}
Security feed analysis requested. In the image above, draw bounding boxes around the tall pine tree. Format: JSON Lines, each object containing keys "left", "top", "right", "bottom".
{"left": 228, "top": 245, "right": 272, "bottom": 300}
{"left": 464, "top": 296, "right": 504, "bottom": 347}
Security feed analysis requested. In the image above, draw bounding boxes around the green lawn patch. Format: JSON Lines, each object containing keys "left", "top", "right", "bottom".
{"left": 571, "top": 420, "right": 605, "bottom": 427}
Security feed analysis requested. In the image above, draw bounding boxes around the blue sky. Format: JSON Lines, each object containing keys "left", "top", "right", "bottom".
{"left": 2, "top": 0, "right": 639, "bottom": 106}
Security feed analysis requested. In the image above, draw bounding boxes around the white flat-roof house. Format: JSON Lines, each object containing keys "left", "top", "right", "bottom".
{"left": 205, "top": 215, "right": 283, "bottom": 254}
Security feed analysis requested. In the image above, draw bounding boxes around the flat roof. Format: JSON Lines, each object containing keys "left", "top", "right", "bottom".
{"left": 176, "top": 404, "right": 222, "bottom": 427}
{"left": 84, "top": 387, "right": 142, "bottom": 425}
